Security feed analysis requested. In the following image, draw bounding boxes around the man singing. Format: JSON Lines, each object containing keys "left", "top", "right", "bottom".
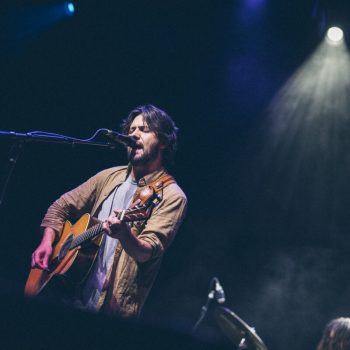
{"left": 30, "top": 104, "right": 187, "bottom": 318}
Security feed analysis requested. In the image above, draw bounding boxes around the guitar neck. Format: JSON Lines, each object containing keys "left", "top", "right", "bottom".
{"left": 68, "top": 186, "right": 158, "bottom": 250}
{"left": 70, "top": 222, "right": 104, "bottom": 249}
{"left": 69, "top": 210, "right": 127, "bottom": 249}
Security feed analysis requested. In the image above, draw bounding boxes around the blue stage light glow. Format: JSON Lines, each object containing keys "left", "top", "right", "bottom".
{"left": 65, "top": 2, "right": 75, "bottom": 15}
{"left": 246, "top": 0, "right": 265, "bottom": 8}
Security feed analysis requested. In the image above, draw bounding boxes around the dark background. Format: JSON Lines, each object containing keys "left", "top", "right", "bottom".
{"left": 1, "top": 1, "right": 350, "bottom": 349}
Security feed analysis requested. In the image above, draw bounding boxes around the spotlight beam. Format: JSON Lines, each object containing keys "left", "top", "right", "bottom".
{"left": 254, "top": 38, "right": 350, "bottom": 234}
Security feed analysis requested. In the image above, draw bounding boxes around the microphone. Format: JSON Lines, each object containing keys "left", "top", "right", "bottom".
{"left": 102, "top": 129, "right": 138, "bottom": 148}
{"left": 214, "top": 277, "right": 226, "bottom": 304}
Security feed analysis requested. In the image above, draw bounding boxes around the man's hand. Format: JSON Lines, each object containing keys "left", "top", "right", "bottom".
{"left": 103, "top": 210, "right": 129, "bottom": 239}
{"left": 31, "top": 227, "right": 55, "bottom": 270}
{"left": 102, "top": 210, "right": 153, "bottom": 262}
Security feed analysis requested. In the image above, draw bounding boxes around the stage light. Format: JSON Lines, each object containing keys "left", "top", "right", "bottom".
{"left": 64, "top": 2, "right": 75, "bottom": 16}
{"left": 327, "top": 27, "right": 343, "bottom": 43}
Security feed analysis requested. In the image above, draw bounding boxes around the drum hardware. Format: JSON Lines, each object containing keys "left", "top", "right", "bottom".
{"left": 214, "top": 306, "right": 268, "bottom": 350}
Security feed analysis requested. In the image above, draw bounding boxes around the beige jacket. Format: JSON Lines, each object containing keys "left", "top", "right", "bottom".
{"left": 41, "top": 165, "right": 187, "bottom": 318}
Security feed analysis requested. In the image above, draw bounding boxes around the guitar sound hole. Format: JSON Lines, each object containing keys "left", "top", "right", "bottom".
{"left": 48, "top": 257, "right": 59, "bottom": 272}
{"left": 58, "top": 234, "right": 74, "bottom": 262}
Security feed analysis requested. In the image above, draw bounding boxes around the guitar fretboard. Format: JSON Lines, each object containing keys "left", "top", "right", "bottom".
{"left": 70, "top": 222, "right": 104, "bottom": 249}
{"left": 68, "top": 204, "right": 151, "bottom": 250}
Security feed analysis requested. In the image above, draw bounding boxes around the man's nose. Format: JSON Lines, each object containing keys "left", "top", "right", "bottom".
{"left": 130, "top": 128, "right": 141, "bottom": 138}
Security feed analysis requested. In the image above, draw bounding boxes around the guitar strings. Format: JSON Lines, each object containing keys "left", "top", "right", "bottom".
{"left": 68, "top": 204, "right": 149, "bottom": 250}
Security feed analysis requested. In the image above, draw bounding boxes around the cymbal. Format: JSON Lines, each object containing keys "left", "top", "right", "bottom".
{"left": 214, "top": 307, "right": 268, "bottom": 350}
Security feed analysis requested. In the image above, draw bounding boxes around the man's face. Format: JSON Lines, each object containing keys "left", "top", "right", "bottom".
{"left": 127, "top": 114, "right": 162, "bottom": 166}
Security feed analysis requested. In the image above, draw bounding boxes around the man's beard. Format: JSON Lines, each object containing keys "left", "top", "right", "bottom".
{"left": 128, "top": 141, "right": 161, "bottom": 166}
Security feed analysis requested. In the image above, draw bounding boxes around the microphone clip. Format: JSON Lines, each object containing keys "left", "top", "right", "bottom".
{"left": 192, "top": 276, "right": 226, "bottom": 332}
{"left": 209, "top": 277, "right": 226, "bottom": 304}
{"left": 101, "top": 129, "right": 138, "bottom": 148}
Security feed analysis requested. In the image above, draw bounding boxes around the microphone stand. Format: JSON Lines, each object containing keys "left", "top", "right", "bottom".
{"left": 0, "top": 130, "right": 117, "bottom": 149}
{"left": 192, "top": 277, "right": 217, "bottom": 332}
{"left": 0, "top": 129, "right": 118, "bottom": 210}
{"left": 0, "top": 141, "right": 23, "bottom": 208}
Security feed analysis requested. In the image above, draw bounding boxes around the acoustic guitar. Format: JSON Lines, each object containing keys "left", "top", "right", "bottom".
{"left": 24, "top": 186, "right": 158, "bottom": 298}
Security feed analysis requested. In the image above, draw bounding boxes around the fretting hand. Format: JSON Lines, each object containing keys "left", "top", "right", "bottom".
{"left": 103, "top": 210, "right": 129, "bottom": 239}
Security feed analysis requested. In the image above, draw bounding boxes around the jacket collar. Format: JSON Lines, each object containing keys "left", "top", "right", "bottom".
{"left": 133, "top": 166, "right": 167, "bottom": 187}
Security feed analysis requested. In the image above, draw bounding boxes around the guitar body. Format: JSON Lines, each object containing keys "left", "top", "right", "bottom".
{"left": 24, "top": 184, "right": 160, "bottom": 298}
{"left": 24, "top": 214, "right": 103, "bottom": 298}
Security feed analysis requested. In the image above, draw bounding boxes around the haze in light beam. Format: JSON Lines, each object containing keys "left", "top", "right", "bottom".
{"left": 244, "top": 40, "right": 350, "bottom": 349}
{"left": 253, "top": 39, "right": 350, "bottom": 238}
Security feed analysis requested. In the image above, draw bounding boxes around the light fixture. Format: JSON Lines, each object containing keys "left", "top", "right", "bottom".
{"left": 64, "top": 2, "right": 75, "bottom": 16}
{"left": 327, "top": 27, "right": 344, "bottom": 43}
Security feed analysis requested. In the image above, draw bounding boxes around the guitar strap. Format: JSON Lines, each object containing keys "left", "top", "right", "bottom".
{"left": 127, "top": 174, "right": 176, "bottom": 230}
{"left": 131, "top": 174, "right": 176, "bottom": 205}
{"left": 149, "top": 174, "right": 176, "bottom": 194}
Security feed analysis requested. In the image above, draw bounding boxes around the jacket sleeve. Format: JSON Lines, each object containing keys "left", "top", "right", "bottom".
{"left": 136, "top": 185, "right": 187, "bottom": 260}
{"left": 40, "top": 174, "right": 100, "bottom": 236}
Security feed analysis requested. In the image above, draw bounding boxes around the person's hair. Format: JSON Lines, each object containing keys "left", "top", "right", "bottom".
{"left": 121, "top": 104, "right": 179, "bottom": 167}
{"left": 317, "top": 318, "right": 350, "bottom": 350}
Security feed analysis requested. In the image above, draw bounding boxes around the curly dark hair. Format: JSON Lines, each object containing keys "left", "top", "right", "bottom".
{"left": 317, "top": 318, "right": 350, "bottom": 350}
{"left": 120, "top": 104, "right": 178, "bottom": 167}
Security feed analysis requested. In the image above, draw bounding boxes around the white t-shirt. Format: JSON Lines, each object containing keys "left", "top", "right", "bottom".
{"left": 81, "top": 176, "right": 137, "bottom": 311}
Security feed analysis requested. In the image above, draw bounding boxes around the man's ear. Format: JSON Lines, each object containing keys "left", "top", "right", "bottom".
{"left": 159, "top": 136, "right": 168, "bottom": 150}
